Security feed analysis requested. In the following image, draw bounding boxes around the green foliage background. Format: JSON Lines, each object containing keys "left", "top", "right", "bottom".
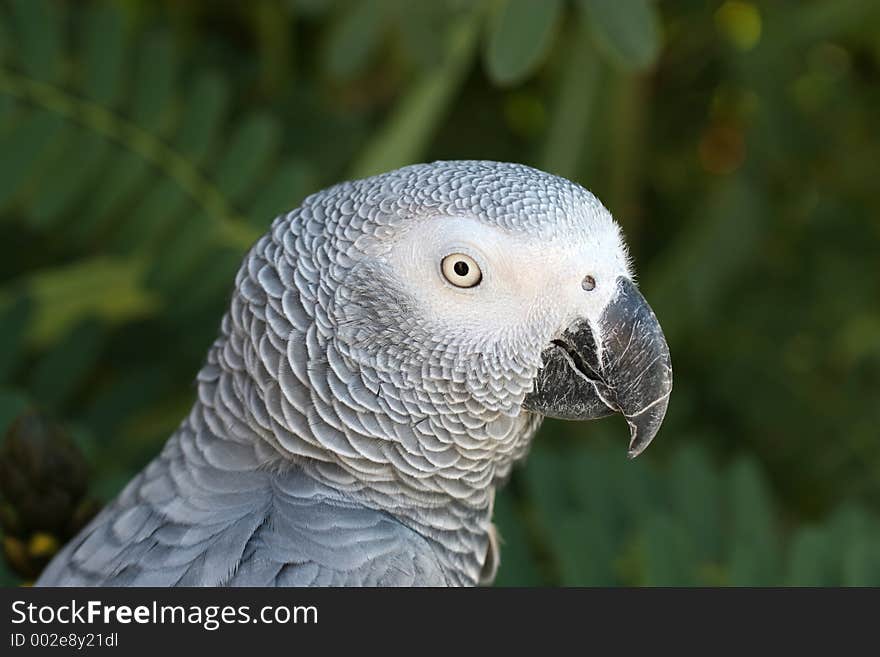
{"left": 1, "top": 0, "right": 879, "bottom": 585}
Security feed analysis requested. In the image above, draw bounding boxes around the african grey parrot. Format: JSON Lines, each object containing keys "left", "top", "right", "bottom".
{"left": 37, "top": 161, "right": 672, "bottom": 587}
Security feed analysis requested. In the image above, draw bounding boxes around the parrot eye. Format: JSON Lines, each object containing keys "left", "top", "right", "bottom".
{"left": 441, "top": 253, "right": 482, "bottom": 288}
{"left": 582, "top": 275, "right": 596, "bottom": 291}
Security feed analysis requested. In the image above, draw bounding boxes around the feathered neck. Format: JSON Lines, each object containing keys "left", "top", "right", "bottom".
{"left": 182, "top": 209, "right": 544, "bottom": 583}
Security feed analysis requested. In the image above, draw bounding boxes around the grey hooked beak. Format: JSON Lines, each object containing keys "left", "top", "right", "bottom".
{"left": 523, "top": 277, "right": 673, "bottom": 458}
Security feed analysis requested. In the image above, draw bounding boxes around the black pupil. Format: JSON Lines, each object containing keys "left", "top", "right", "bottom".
{"left": 453, "top": 261, "right": 469, "bottom": 277}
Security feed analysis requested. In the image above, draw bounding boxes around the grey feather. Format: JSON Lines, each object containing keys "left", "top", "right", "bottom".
{"left": 38, "top": 422, "right": 449, "bottom": 586}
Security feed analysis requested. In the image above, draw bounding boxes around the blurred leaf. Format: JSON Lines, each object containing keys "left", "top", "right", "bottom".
{"left": 0, "top": 389, "right": 29, "bottom": 436}
{"left": 498, "top": 441, "right": 880, "bottom": 585}
{"left": 246, "top": 159, "right": 317, "bottom": 226}
{"left": 214, "top": 114, "right": 282, "bottom": 202}
{"left": 669, "top": 445, "right": 723, "bottom": 562}
{"left": 395, "top": 3, "right": 448, "bottom": 71}
{"left": 323, "top": 0, "right": 388, "bottom": 80}
{"left": 492, "top": 490, "right": 543, "bottom": 586}
{"left": 726, "top": 458, "right": 780, "bottom": 584}
{"left": 0, "top": 110, "right": 65, "bottom": 209}
{"left": 0, "top": 3, "right": 262, "bottom": 254}
{"left": 251, "top": 0, "right": 295, "bottom": 96}
{"left": 130, "top": 33, "right": 177, "bottom": 131}
{"left": 484, "top": 0, "right": 563, "bottom": 86}
{"left": 786, "top": 528, "right": 832, "bottom": 586}
{"left": 787, "top": 0, "right": 880, "bottom": 46}
{"left": 174, "top": 73, "right": 231, "bottom": 162}
{"left": 7, "top": 0, "right": 63, "bottom": 82}
{"left": 81, "top": 4, "right": 128, "bottom": 105}
{"left": 578, "top": 0, "right": 661, "bottom": 71}
{"left": 714, "top": 1, "right": 762, "bottom": 52}
{"left": 28, "top": 131, "right": 111, "bottom": 227}
{"left": 641, "top": 514, "right": 696, "bottom": 585}
{"left": 0, "top": 546, "right": 13, "bottom": 585}
{"left": 523, "top": 447, "right": 570, "bottom": 534}
{"left": 540, "top": 17, "right": 600, "bottom": 179}
{"left": 842, "top": 538, "right": 880, "bottom": 586}
{"left": 81, "top": 368, "right": 175, "bottom": 449}
{"left": 351, "top": 5, "right": 482, "bottom": 178}
{"left": 28, "top": 320, "right": 104, "bottom": 409}
{"left": 5, "top": 257, "right": 159, "bottom": 347}
{"left": 0, "top": 297, "right": 30, "bottom": 382}
{"left": 645, "top": 176, "right": 766, "bottom": 343}
{"left": 556, "top": 515, "right": 618, "bottom": 585}
{"left": 289, "top": 0, "right": 335, "bottom": 17}
{"left": 111, "top": 179, "right": 189, "bottom": 252}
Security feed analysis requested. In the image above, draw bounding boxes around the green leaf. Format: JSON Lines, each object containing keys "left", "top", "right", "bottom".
{"left": 0, "top": 110, "right": 66, "bottom": 209}
{"left": 130, "top": 33, "right": 177, "bottom": 131}
{"left": 0, "top": 297, "right": 30, "bottom": 381}
{"left": 8, "top": 0, "right": 64, "bottom": 82}
{"left": 29, "top": 132, "right": 111, "bottom": 227}
{"left": 725, "top": 459, "right": 780, "bottom": 584}
{"left": 492, "top": 490, "right": 544, "bottom": 586}
{"left": 20, "top": 257, "right": 160, "bottom": 347}
{"left": 642, "top": 515, "right": 696, "bottom": 586}
{"left": 82, "top": 4, "right": 128, "bottom": 106}
{"left": 174, "top": 73, "right": 230, "bottom": 162}
{"left": 579, "top": 0, "right": 662, "bottom": 71}
{"left": 290, "top": 0, "right": 335, "bottom": 17}
{"left": 143, "top": 207, "right": 210, "bottom": 293}
{"left": 0, "top": 556, "right": 16, "bottom": 586}
{"left": 668, "top": 445, "right": 723, "bottom": 562}
{"left": 727, "top": 459, "right": 775, "bottom": 545}
{"left": 351, "top": 6, "right": 482, "bottom": 178}
{"left": 523, "top": 447, "right": 571, "bottom": 531}
{"left": 213, "top": 114, "right": 281, "bottom": 203}
{"left": 0, "top": 387, "right": 29, "bottom": 437}
{"left": 178, "top": 247, "right": 244, "bottom": 317}
{"left": 395, "top": 3, "right": 448, "bottom": 71}
{"left": 556, "top": 514, "right": 618, "bottom": 585}
{"left": 28, "top": 320, "right": 104, "bottom": 409}
{"left": 842, "top": 538, "right": 880, "bottom": 586}
{"left": 0, "top": 95, "right": 13, "bottom": 125}
{"left": 786, "top": 528, "right": 832, "bottom": 585}
{"left": 70, "top": 148, "right": 151, "bottom": 244}
{"left": 0, "top": 11, "right": 11, "bottom": 63}
{"left": 645, "top": 176, "right": 766, "bottom": 344}
{"left": 0, "top": 1, "right": 258, "bottom": 251}
{"left": 82, "top": 368, "right": 175, "bottom": 449}
{"left": 788, "top": 0, "right": 880, "bottom": 46}
{"left": 484, "top": 0, "right": 563, "bottom": 86}
{"left": 610, "top": 449, "right": 659, "bottom": 525}
{"left": 111, "top": 179, "right": 189, "bottom": 252}
{"left": 246, "top": 159, "right": 316, "bottom": 227}
{"left": 568, "top": 445, "right": 617, "bottom": 539}
{"left": 540, "top": 17, "right": 601, "bottom": 179}
{"left": 251, "top": 0, "right": 295, "bottom": 96}
{"left": 323, "top": 0, "right": 388, "bottom": 80}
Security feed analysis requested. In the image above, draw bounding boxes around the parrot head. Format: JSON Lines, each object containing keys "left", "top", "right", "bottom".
{"left": 312, "top": 160, "right": 672, "bottom": 462}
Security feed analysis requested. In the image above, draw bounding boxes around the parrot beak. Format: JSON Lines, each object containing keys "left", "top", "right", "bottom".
{"left": 522, "top": 277, "right": 672, "bottom": 458}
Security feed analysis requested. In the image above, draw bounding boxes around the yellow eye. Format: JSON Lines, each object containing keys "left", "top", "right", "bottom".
{"left": 441, "top": 253, "right": 482, "bottom": 288}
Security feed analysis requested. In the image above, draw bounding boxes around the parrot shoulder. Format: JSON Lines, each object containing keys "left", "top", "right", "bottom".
{"left": 36, "top": 433, "right": 449, "bottom": 586}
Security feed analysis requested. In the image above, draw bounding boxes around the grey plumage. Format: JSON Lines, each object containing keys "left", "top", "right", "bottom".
{"left": 37, "top": 161, "right": 671, "bottom": 587}
{"left": 38, "top": 422, "right": 448, "bottom": 585}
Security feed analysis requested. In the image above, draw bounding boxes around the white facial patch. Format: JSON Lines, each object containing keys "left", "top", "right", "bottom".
{"left": 381, "top": 214, "right": 632, "bottom": 343}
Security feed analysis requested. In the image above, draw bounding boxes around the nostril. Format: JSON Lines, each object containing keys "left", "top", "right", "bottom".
{"left": 581, "top": 275, "right": 596, "bottom": 291}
